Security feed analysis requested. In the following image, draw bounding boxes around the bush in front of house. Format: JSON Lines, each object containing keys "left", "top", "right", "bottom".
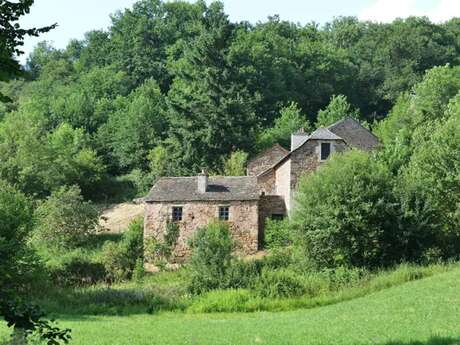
{"left": 264, "top": 218, "right": 293, "bottom": 249}
{"left": 292, "top": 150, "right": 406, "bottom": 269}
{"left": 187, "top": 221, "right": 234, "bottom": 294}
{"left": 101, "top": 218, "right": 144, "bottom": 282}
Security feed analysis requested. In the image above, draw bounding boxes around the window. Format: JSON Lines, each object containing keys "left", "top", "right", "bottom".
{"left": 271, "top": 214, "right": 285, "bottom": 221}
{"left": 320, "top": 142, "right": 331, "bottom": 161}
{"left": 172, "top": 207, "right": 183, "bottom": 221}
{"left": 219, "top": 206, "right": 230, "bottom": 221}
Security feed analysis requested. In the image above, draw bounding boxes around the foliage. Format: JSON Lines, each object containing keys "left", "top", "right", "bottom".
{"left": 264, "top": 218, "right": 293, "bottom": 249}
{"left": 316, "top": 94, "right": 360, "bottom": 127}
{"left": 398, "top": 102, "right": 460, "bottom": 259}
{"left": 257, "top": 102, "right": 311, "bottom": 150}
{"left": 101, "top": 218, "right": 144, "bottom": 282}
{"left": 188, "top": 221, "right": 234, "bottom": 294}
{"left": 1, "top": 300, "right": 71, "bottom": 345}
{"left": 0, "top": 0, "right": 56, "bottom": 101}
{"left": 165, "top": 3, "right": 259, "bottom": 173}
{"left": 186, "top": 262, "right": 452, "bottom": 315}
{"left": 144, "top": 221, "right": 180, "bottom": 267}
{"left": 255, "top": 268, "right": 309, "bottom": 298}
{"left": 33, "top": 185, "right": 100, "bottom": 249}
{"left": 0, "top": 180, "right": 34, "bottom": 295}
{"left": 222, "top": 150, "right": 248, "bottom": 176}
{"left": 292, "top": 150, "right": 405, "bottom": 268}
{"left": 48, "top": 253, "right": 106, "bottom": 287}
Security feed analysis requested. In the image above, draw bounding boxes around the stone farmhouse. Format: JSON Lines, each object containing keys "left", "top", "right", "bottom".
{"left": 144, "top": 117, "right": 379, "bottom": 260}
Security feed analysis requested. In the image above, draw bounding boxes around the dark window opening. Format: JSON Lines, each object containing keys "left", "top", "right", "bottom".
{"left": 172, "top": 207, "right": 183, "bottom": 221}
{"left": 271, "top": 214, "right": 285, "bottom": 221}
{"left": 321, "top": 142, "right": 331, "bottom": 160}
{"left": 219, "top": 206, "right": 230, "bottom": 221}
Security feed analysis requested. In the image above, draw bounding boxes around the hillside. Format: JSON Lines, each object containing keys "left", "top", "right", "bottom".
{"left": 3, "top": 266, "right": 457, "bottom": 345}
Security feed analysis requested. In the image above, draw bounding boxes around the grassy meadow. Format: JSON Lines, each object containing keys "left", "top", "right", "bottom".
{"left": 1, "top": 264, "right": 460, "bottom": 345}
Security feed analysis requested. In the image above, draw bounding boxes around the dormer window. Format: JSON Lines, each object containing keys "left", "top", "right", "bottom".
{"left": 320, "top": 142, "right": 331, "bottom": 161}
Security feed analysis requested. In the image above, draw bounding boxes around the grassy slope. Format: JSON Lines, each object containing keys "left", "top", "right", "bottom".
{"left": 3, "top": 266, "right": 459, "bottom": 345}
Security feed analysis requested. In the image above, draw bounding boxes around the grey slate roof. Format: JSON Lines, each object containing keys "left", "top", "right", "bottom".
{"left": 327, "top": 117, "right": 380, "bottom": 151}
{"left": 308, "top": 127, "right": 343, "bottom": 140}
{"left": 145, "top": 176, "right": 260, "bottom": 202}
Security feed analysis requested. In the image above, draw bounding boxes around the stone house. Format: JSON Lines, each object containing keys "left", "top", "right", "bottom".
{"left": 144, "top": 117, "right": 379, "bottom": 260}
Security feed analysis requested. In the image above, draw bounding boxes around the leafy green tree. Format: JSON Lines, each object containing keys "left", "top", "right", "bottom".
{"left": 398, "top": 96, "right": 460, "bottom": 260}
{"left": 257, "top": 102, "right": 311, "bottom": 150}
{"left": 0, "top": 0, "right": 56, "bottom": 101}
{"left": 222, "top": 150, "right": 248, "bottom": 176}
{"left": 0, "top": 114, "right": 105, "bottom": 197}
{"left": 292, "top": 150, "right": 404, "bottom": 269}
{"left": 98, "top": 79, "right": 167, "bottom": 172}
{"left": 376, "top": 65, "right": 460, "bottom": 174}
{"left": 316, "top": 94, "right": 360, "bottom": 127}
{"left": 33, "top": 185, "right": 99, "bottom": 249}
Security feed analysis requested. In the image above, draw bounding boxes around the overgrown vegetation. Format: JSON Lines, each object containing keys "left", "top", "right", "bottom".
{"left": 1, "top": 1, "right": 460, "bottom": 344}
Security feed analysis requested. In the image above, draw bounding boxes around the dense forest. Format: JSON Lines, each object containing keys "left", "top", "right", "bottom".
{"left": 1, "top": 0, "right": 460, "bottom": 201}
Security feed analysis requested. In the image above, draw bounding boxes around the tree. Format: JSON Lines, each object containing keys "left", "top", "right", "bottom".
{"left": 292, "top": 150, "right": 405, "bottom": 269}
{"left": 257, "top": 102, "right": 311, "bottom": 150}
{"left": 0, "top": 0, "right": 56, "bottom": 101}
{"left": 398, "top": 95, "right": 460, "bottom": 260}
{"left": 222, "top": 150, "right": 248, "bottom": 176}
{"left": 33, "top": 185, "right": 100, "bottom": 249}
{"left": 166, "top": 3, "right": 258, "bottom": 174}
{"left": 316, "top": 94, "right": 360, "bottom": 128}
{"left": 98, "top": 79, "right": 167, "bottom": 172}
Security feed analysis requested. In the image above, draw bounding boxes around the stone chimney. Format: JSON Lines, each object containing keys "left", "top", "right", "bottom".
{"left": 291, "top": 128, "right": 308, "bottom": 151}
{"left": 197, "top": 169, "right": 208, "bottom": 193}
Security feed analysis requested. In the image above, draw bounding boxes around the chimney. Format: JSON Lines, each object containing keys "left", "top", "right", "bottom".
{"left": 291, "top": 128, "right": 308, "bottom": 151}
{"left": 197, "top": 169, "right": 208, "bottom": 193}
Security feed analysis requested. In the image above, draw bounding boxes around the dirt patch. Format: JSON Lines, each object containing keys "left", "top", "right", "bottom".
{"left": 99, "top": 202, "right": 144, "bottom": 233}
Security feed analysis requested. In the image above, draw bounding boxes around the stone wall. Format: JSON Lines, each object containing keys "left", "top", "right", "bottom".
{"left": 290, "top": 139, "right": 348, "bottom": 191}
{"left": 258, "top": 195, "right": 287, "bottom": 246}
{"left": 247, "top": 144, "right": 289, "bottom": 176}
{"left": 144, "top": 200, "right": 259, "bottom": 262}
{"left": 256, "top": 170, "right": 276, "bottom": 195}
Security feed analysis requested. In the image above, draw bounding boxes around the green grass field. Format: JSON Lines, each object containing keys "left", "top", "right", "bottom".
{"left": 2, "top": 266, "right": 460, "bottom": 345}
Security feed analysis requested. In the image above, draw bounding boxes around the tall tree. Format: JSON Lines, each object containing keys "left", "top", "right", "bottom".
{"left": 167, "top": 2, "right": 258, "bottom": 174}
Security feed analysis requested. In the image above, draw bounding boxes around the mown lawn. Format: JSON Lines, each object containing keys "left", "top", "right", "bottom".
{"left": 2, "top": 266, "right": 460, "bottom": 345}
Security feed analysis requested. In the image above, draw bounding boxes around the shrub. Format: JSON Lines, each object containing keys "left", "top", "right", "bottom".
{"left": 0, "top": 180, "right": 36, "bottom": 295}
{"left": 132, "top": 258, "right": 145, "bottom": 282}
{"left": 255, "top": 268, "right": 308, "bottom": 298}
{"left": 33, "top": 185, "right": 99, "bottom": 249}
{"left": 264, "top": 218, "right": 293, "bottom": 249}
{"left": 187, "top": 221, "right": 234, "bottom": 294}
{"left": 48, "top": 251, "right": 106, "bottom": 286}
{"left": 119, "top": 218, "right": 144, "bottom": 269}
{"left": 225, "top": 259, "right": 264, "bottom": 289}
{"left": 292, "top": 150, "right": 405, "bottom": 269}
{"left": 99, "top": 218, "right": 144, "bottom": 282}
{"left": 101, "top": 242, "right": 131, "bottom": 282}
